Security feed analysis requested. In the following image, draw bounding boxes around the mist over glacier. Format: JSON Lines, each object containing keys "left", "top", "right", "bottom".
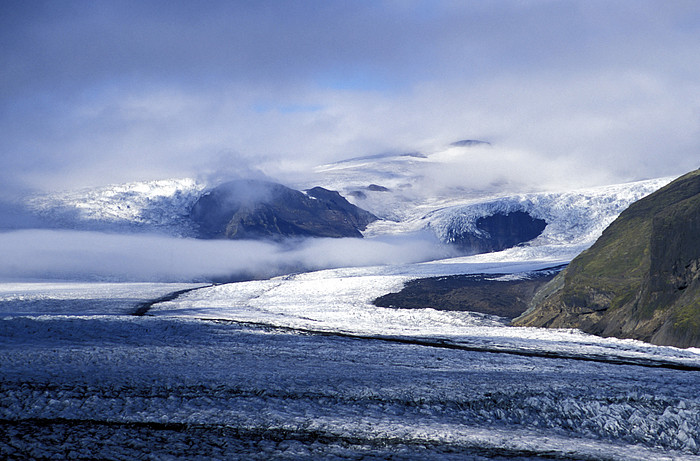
{"left": 1, "top": 165, "right": 671, "bottom": 282}
{"left": 0, "top": 229, "right": 449, "bottom": 282}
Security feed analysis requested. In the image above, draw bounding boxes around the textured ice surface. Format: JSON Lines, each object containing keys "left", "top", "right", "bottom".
{"left": 0, "top": 282, "right": 204, "bottom": 317}
{"left": 2, "top": 259, "right": 698, "bottom": 459}
{"left": 421, "top": 177, "right": 672, "bottom": 248}
{"left": 311, "top": 149, "right": 673, "bottom": 232}
{"left": 152, "top": 263, "right": 700, "bottom": 370}
{"left": 1, "top": 313, "right": 698, "bottom": 460}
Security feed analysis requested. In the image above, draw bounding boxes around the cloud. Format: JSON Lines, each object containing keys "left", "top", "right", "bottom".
{"left": 2, "top": 1, "right": 698, "bottom": 286}
{"left": 1, "top": 1, "right": 699, "bottom": 194}
{"left": 0, "top": 230, "right": 450, "bottom": 282}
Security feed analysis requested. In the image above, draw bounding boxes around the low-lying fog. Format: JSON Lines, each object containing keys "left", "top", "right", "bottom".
{"left": 0, "top": 229, "right": 453, "bottom": 282}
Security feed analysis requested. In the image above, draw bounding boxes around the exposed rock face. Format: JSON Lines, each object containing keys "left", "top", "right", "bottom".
{"left": 189, "top": 180, "right": 377, "bottom": 240}
{"left": 514, "top": 169, "right": 700, "bottom": 348}
{"left": 367, "top": 184, "right": 390, "bottom": 192}
{"left": 447, "top": 211, "right": 547, "bottom": 253}
{"left": 450, "top": 139, "right": 491, "bottom": 147}
{"left": 373, "top": 267, "right": 563, "bottom": 319}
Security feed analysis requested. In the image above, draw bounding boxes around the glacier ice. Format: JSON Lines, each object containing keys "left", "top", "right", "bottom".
{"left": 2, "top": 159, "right": 696, "bottom": 459}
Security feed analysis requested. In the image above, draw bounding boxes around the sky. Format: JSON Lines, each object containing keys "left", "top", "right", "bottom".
{"left": 1, "top": 0, "right": 699, "bottom": 196}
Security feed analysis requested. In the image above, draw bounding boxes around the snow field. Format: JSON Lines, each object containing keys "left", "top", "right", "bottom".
{"left": 0, "top": 282, "right": 204, "bottom": 317}
{"left": 151, "top": 264, "right": 700, "bottom": 370}
{"left": 26, "top": 178, "right": 205, "bottom": 235}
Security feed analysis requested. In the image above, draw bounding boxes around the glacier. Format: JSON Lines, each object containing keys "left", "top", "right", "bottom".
{"left": 1, "top": 281, "right": 699, "bottom": 459}
{"left": 2, "top": 257, "right": 699, "bottom": 459}
{"left": 22, "top": 164, "right": 672, "bottom": 264}
{"left": 420, "top": 178, "right": 672, "bottom": 249}
{"left": 1, "top": 150, "right": 697, "bottom": 459}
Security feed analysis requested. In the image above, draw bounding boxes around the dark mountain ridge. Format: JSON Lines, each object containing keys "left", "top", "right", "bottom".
{"left": 374, "top": 266, "right": 564, "bottom": 319}
{"left": 189, "top": 180, "right": 378, "bottom": 240}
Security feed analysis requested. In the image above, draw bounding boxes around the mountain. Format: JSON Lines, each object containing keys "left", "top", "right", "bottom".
{"left": 450, "top": 139, "right": 491, "bottom": 147}
{"left": 373, "top": 266, "right": 564, "bottom": 319}
{"left": 436, "top": 210, "right": 547, "bottom": 253}
{"left": 24, "top": 178, "right": 378, "bottom": 240}
{"left": 22, "top": 173, "right": 671, "bottom": 260}
{"left": 514, "top": 169, "right": 700, "bottom": 348}
{"left": 310, "top": 144, "right": 672, "bottom": 256}
{"left": 189, "top": 180, "right": 378, "bottom": 239}
{"left": 384, "top": 178, "right": 670, "bottom": 261}
{"left": 19, "top": 140, "right": 672, "bottom": 257}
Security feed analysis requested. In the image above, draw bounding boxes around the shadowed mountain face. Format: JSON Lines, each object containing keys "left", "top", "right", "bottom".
{"left": 448, "top": 211, "right": 547, "bottom": 253}
{"left": 514, "top": 169, "right": 700, "bottom": 348}
{"left": 189, "top": 180, "right": 377, "bottom": 240}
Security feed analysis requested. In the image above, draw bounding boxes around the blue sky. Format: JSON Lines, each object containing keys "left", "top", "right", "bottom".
{"left": 1, "top": 0, "right": 699, "bottom": 194}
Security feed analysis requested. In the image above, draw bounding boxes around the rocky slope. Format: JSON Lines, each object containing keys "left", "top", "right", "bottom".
{"left": 373, "top": 266, "right": 563, "bottom": 319}
{"left": 189, "top": 180, "right": 378, "bottom": 240}
{"left": 442, "top": 211, "right": 547, "bottom": 253}
{"left": 514, "top": 169, "right": 700, "bottom": 348}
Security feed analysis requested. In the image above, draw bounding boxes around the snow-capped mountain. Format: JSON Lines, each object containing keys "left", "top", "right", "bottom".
{"left": 21, "top": 143, "right": 673, "bottom": 259}
{"left": 26, "top": 178, "right": 206, "bottom": 236}
{"left": 310, "top": 146, "right": 675, "bottom": 258}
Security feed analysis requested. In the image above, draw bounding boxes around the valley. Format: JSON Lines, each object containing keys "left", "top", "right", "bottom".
{"left": 1, "top": 148, "right": 698, "bottom": 459}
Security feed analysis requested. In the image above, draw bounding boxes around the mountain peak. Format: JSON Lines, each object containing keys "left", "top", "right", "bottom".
{"left": 189, "top": 179, "right": 377, "bottom": 240}
{"left": 450, "top": 139, "right": 491, "bottom": 147}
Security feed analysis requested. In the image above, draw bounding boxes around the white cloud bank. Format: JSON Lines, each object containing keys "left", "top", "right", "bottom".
{"left": 0, "top": 230, "right": 451, "bottom": 282}
{"left": 1, "top": 1, "right": 699, "bottom": 194}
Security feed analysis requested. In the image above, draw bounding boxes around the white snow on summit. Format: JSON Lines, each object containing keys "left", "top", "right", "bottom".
{"left": 308, "top": 144, "right": 674, "bottom": 258}
{"left": 27, "top": 178, "right": 205, "bottom": 235}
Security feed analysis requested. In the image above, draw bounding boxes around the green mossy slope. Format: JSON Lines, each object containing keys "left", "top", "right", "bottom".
{"left": 514, "top": 169, "right": 700, "bottom": 348}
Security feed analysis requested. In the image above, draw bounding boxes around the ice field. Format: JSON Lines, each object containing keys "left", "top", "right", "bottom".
{"left": 2, "top": 255, "right": 699, "bottom": 460}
